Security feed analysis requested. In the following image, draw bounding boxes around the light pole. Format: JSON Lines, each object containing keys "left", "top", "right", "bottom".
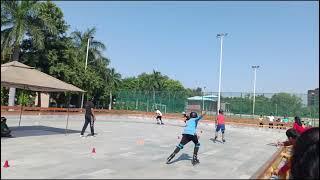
{"left": 202, "top": 86, "right": 206, "bottom": 111}
{"left": 252, "top": 65, "right": 260, "bottom": 116}
{"left": 216, "top": 33, "right": 228, "bottom": 113}
{"left": 81, "top": 36, "right": 94, "bottom": 109}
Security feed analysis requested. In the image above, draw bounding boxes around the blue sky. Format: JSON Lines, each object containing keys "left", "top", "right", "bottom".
{"left": 55, "top": 1, "right": 318, "bottom": 94}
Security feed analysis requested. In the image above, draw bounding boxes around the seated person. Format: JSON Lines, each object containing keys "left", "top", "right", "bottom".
{"left": 1, "top": 117, "right": 12, "bottom": 137}
{"left": 291, "top": 127, "right": 319, "bottom": 179}
{"left": 268, "top": 114, "right": 275, "bottom": 128}
{"left": 282, "top": 114, "right": 289, "bottom": 123}
{"left": 275, "top": 128, "right": 299, "bottom": 178}
{"left": 258, "top": 114, "right": 264, "bottom": 127}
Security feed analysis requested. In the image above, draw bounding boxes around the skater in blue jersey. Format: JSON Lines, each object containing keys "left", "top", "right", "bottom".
{"left": 166, "top": 111, "right": 206, "bottom": 165}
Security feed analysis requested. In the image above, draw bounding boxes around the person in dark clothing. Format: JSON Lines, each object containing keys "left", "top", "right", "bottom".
{"left": 291, "top": 127, "right": 319, "bottom": 179}
{"left": 80, "top": 98, "right": 96, "bottom": 137}
{"left": 1, "top": 117, "right": 12, "bottom": 137}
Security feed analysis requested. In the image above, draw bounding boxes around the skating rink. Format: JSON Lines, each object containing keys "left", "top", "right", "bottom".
{"left": 1, "top": 114, "right": 286, "bottom": 179}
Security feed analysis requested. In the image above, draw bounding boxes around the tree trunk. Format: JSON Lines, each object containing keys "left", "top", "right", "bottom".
{"left": 8, "top": 45, "right": 20, "bottom": 107}
{"left": 109, "top": 91, "right": 112, "bottom": 110}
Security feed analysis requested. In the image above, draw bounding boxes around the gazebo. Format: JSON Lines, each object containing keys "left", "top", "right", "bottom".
{"left": 1, "top": 61, "right": 85, "bottom": 133}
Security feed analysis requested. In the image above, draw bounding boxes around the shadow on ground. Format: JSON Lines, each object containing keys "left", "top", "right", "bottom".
{"left": 167, "top": 153, "right": 192, "bottom": 164}
{"left": 209, "top": 138, "right": 224, "bottom": 144}
{"left": 3, "top": 125, "right": 81, "bottom": 138}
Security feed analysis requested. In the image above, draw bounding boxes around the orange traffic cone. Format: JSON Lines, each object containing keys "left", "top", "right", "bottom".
{"left": 3, "top": 160, "right": 9, "bottom": 168}
{"left": 92, "top": 148, "right": 96, "bottom": 153}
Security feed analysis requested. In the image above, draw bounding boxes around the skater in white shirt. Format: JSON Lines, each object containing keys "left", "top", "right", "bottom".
{"left": 155, "top": 109, "right": 164, "bottom": 125}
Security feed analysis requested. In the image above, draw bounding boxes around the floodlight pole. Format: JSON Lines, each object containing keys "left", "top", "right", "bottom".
{"left": 217, "top": 33, "right": 227, "bottom": 114}
{"left": 202, "top": 86, "right": 206, "bottom": 111}
{"left": 252, "top": 65, "right": 260, "bottom": 116}
{"left": 80, "top": 36, "right": 94, "bottom": 109}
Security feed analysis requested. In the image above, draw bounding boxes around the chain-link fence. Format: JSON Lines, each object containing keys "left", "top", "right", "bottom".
{"left": 113, "top": 91, "right": 319, "bottom": 126}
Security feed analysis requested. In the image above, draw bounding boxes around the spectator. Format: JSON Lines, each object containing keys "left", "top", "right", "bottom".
{"left": 291, "top": 127, "right": 319, "bottom": 179}
{"left": 258, "top": 114, "right": 264, "bottom": 127}
{"left": 276, "top": 128, "right": 300, "bottom": 178}
{"left": 277, "top": 128, "right": 299, "bottom": 147}
{"left": 1, "top": 117, "right": 12, "bottom": 138}
{"left": 268, "top": 113, "right": 275, "bottom": 128}
{"left": 283, "top": 114, "right": 289, "bottom": 123}
{"left": 268, "top": 114, "right": 275, "bottom": 122}
{"left": 293, "top": 116, "right": 308, "bottom": 134}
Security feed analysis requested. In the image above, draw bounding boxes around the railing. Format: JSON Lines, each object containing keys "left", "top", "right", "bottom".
{"left": 251, "top": 146, "right": 292, "bottom": 179}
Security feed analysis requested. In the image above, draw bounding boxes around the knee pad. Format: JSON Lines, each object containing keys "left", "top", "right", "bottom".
{"left": 176, "top": 143, "right": 184, "bottom": 149}
{"left": 195, "top": 143, "right": 200, "bottom": 148}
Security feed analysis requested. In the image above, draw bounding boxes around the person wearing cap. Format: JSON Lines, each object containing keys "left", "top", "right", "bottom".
{"left": 214, "top": 109, "right": 226, "bottom": 142}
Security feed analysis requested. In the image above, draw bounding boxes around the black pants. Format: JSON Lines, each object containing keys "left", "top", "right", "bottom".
{"left": 81, "top": 115, "right": 94, "bottom": 135}
{"left": 156, "top": 116, "right": 163, "bottom": 123}
{"left": 1, "top": 129, "right": 11, "bottom": 137}
{"left": 174, "top": 134, "right": 200, "bottom": 155}
{"left": 179, "top": 134, "right": 199, "bottom": 145}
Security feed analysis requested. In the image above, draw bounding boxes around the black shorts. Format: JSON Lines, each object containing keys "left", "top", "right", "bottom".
{"left": 156, "top": 116, "right": 162, "bottom": 120}
{"left": 179, "top": 134, "right": 199, "bottom": 146}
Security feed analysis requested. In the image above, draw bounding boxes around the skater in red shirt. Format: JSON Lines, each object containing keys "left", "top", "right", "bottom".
{"left": 214, "top": 109, "right": 226, "bottom": 142}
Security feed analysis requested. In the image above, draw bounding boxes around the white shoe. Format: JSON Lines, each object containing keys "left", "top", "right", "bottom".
{"left": 80, "top": 135, "right": 84, "bottom": 138}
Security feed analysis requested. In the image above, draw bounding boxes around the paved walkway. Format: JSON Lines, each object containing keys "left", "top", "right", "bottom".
{"left": 1, "top": 115, "right": 286, "bottom": 179}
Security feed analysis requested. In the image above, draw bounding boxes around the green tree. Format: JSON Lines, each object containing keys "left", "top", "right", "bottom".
{"left": 106, "top": 68, "right": 121, "bottom": 110}
{"left": 1, "top": 1, "right": 58, "bottom": 106}
{"left": 271, "top": 93, "right": 303, "bottom": 116}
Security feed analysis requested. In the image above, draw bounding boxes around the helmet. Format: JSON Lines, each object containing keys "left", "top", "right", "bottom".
{"left": 219, "top": 109, "right": 224, "bottom": 114}
{"left": 190, "top": 112, "right": 198, "bottom": 118}
{"left": 182, "top": 112, "right": 186, "bottom": 115}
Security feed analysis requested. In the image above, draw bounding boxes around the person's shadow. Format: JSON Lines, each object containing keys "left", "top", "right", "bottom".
{"left": 209, "top": 138, "right": 224, "bottom": 144}
{"left": 167, "top": 153, "right": 192, "bottom": 164}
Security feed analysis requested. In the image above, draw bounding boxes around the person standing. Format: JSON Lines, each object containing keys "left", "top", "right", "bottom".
{"left": 214, "top": 109, "right": 226, "bottom": 142}
{"left": 80, "top": 97, "right": 96, "bottom": 137}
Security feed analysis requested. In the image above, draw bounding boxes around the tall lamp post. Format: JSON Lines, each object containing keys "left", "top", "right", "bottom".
{"left": 202, "top": 86, "right": 206, "bottom": 111}
{"left": 252, "top": 65, "right": 260, "bottom": 116}
{"left": 216, "top": 33, "right": 228, "bottom": 113}
{"left": 81, "top": 36, "right": 94, "bottom": 108}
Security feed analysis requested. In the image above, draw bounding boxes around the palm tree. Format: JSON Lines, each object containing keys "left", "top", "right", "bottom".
{"left": 1, "top": 1, "right": 58, "bottom": 106}
{"left": 71, "top": 27, "right": 108, "bottom": 67}
{"left": 106, "top": 68, "right": 121, "bottom": 110}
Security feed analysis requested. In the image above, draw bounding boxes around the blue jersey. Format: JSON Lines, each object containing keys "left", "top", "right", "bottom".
{"left": 182, "top": 116, "right": 203, "bottom": 135}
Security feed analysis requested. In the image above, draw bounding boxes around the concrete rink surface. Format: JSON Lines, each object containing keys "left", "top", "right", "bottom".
{"left": 1, "top": 114, "right": 286, "bottom": 179}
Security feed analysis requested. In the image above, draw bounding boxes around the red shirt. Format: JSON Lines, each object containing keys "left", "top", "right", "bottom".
{"left": 293, "top": 122, "right": 307, "bottom": 134}
{"left": 217, "top": 114, "right": 225, "bottom": 124}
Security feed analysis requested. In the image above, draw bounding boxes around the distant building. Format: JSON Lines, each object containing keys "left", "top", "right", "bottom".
{"left": 307, "top": 88, "right": 319, "bottom": 106}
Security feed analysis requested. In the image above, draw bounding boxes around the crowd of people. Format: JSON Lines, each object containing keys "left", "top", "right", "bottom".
{"left": 275, "top": 116, "right": 319, "bottom": 179}
{"left": 258, "top": 114, "right": 312, "bottom": 129}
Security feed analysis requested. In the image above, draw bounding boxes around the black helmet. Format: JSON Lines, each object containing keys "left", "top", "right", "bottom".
{"left": 190, "top": 112, "right": 198, "bottom": 118}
